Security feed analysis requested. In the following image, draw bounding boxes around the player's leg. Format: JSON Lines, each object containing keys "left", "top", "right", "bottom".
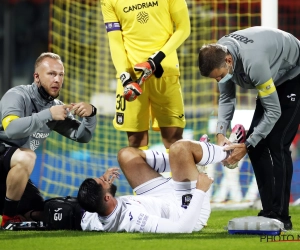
{"left": 149, "top": 76, "right": 185, "bottom": 149}
{"left": 160, "top": 127, "right": 183, "bottom": 149}
{"left": 169, "top": 140, "right": 220, "bottom": 229}
{"left": 118, "top": 147, "right": 176, "bottom": 197}
{"left": 113, "top": 78, "right": 150, "bottom": 148}
{"left": 18, "top": 179, "right": 44, "bottom": 221}
{"left": 169, "top": 139, "right": 228, "bottom": 182}
{"left": 0, "top": 154, "right": 6, "bottom": 215}
{"left": 266, "top": 121, "right": 295, "bottom": 227}
{"left": 1, "top": 147, "right": 36, "bottom": 227}
{"left": 247, "top": 101, "right": 274, "bottom": 214}
{"left": 265, "top": 77, "right": 300, "bottom": 229}
{"left": 118, "top": 147, "right": 161, "bottom": 189}
{"left": 127, "top": 131, "right": 149, "bottom": 148}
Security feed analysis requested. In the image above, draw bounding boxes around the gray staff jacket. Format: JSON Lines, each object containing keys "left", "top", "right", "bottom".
{"left": 0, "top": 83, "right": 96, "bottom": 150}
{"left": 216, "top": 26, "right": 300, "bottom": 146}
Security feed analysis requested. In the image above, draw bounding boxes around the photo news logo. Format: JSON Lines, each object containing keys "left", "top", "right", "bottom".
{"left": 260, "top": 234, "right": 300, "bottom": 242}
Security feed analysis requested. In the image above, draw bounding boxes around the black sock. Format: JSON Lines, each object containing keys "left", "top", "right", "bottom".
{"left": 3, "top": 197, "right": 19, "bottom": 217}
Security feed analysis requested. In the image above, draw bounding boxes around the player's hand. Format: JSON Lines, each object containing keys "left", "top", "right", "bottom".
{"left": 50, "top": 104, "right": 73, "bottom": 120}
{"left": 222, "top": 143, "right": 247, "bottom": 166}
{"left": 216, "top": 133, "right": 231, "bottom": 146}
{"left": 134, "top": 59, "right": 156, "bottom": 84}
{"left": 196, "top": 173, "right": 214, "bottom": 192}
{"left": 102, "top": 167, "right": 120, "bottom": 184}
{"left": 120, "top": 72, "right": 142, "bottom": 102}
{"left": 123, "top": 82, "right": 142, "bottom": 102}
{"left": 70, "top": 102, "right": 95, "bottom": 117}
{"left": 134, "top": 51, "right": 165, "bottom": 85}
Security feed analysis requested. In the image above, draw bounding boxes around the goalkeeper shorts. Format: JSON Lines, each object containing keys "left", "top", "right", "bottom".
{"left": 113, "top": 75, "right": 186, "bottom": 132}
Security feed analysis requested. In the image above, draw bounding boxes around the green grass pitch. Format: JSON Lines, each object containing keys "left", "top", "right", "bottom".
{"left": 1, "top": 206, "right": 300, "bottom": 250}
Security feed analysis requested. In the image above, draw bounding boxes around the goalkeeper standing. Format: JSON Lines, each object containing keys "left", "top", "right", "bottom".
{"left": 198, "top": 27, "right": 300, "bottom": 230}
{"left": 101, "top": 0, "right": 190, "bottom": 149}
{"left": 0, "top": 52, "right": 97, "bottom": 228}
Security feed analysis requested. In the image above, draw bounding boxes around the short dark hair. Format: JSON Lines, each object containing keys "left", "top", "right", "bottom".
{"left": 198, "top": 44, "right": 228, "bottom": 76}
{"left": 77, "top": 178, "right": 106, "bottom": 214}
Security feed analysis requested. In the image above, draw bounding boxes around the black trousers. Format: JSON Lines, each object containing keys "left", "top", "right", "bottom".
{"left": 0, "top": 146, "right": 44, "bottom": 215}
{"left": 247, "top": 74, "right": 300, "bottom": 219}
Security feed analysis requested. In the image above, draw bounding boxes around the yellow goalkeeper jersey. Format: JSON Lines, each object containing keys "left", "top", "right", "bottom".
{"left": 101, "top": 0, "right": 190, "bottom": 78}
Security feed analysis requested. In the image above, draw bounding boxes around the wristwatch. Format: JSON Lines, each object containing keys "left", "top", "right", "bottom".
{"left": 87, "top": 104, "right": 97, "bottom": 117}
{"left": 244, "top": 140, "right": 254, "bottom": 152}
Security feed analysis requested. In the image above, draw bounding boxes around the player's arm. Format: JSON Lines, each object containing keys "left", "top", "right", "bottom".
{"left": 245, "top": 54, "right": 281, "bottom": 148}
{"left": 51, "top": 117, "right": 96, "bottom": 143}
{"left": 81, "top": 212, "right": 104, "bottom": 231}
{"left": 101, "top": 0, "right": 135, "bottom": 80}
{"left": 248, "top": 79, "right": 281, "bottom": 146}
{"left": 104, "top": 21, "right": 142, "bottom": 101}
{"left": 107, "top": 32, "right": 142, "bottom": 101}
{"left": 216, "top": 79, "right": 236, "bottom": 145}
{"left": 224, "top": 78, "right": 281, "bottom": 163}
{"left": 155, "top": 174, "right": 213, "bottom": 233}
{"left": 160, "top": 0, "right": 191, "bottom": 57}
{"left": 134, "top": 0, "right": 190, "bottom": 84}
{"left": 101, "top": 1, "right": 142, "bottom": 101}
{"left": 1, "top": 91, "right": 52, "bottom": 140}
{"left": 106, "top": 30, "right": 128, "bottom": 76}
{"left": 155, "top": 190, "right": 205, "bottom": 233}
{"left": 101, "top": 0, "right": 128, "bottom": 75}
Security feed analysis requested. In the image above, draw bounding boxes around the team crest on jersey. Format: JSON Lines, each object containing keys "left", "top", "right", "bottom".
{"left": 129, "top": 212, "right": 133, "bottom": 221}
{"left": 137, "top": 11, "right": 149, "bottom": 24}
{"left": 116, "top": 112, "right": 124, "bottom": 125}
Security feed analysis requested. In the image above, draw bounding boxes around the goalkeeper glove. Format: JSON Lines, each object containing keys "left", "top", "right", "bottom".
{"left": 134, "top": 51, "right": 166, "bottom": 84}
{"left": 120, "top": 72, "right": 142, "bottom": 102}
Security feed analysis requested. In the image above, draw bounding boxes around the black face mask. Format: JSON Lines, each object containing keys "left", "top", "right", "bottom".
{"left": 36, "top": 74, "right": 57, "bottom": 102}
{"left": 37, "top": 84, "right": 55, "bottom": 102}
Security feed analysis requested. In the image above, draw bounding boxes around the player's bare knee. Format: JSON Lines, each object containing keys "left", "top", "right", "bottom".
{"left": 117, "top": 147, "right": 141, "bottom": 165}
{"left": 16, "top": 150, "right": 36, "bottom": 173}
{"left": 117, "top": 147, "right": 128, "bottom": 164}
{"left": 170, "top": 139, "right": 191, "bottom": 155}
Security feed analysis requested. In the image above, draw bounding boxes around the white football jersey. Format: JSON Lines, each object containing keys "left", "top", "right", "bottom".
{"left": 81, "top": 152, "right": 211, "bottom": 233}
{"left": 81, "top": 190, "right": 210, "bottom": 233}
{"left": 81, "top": 194, "right": 182, "bottom": 232}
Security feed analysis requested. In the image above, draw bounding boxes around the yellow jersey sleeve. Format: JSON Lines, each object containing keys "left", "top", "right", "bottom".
{"left": 160, "top": 0, "right": 190, "bottom": 57}
{"left": 101, "top": 0, "right": 130, "bottom": 75}
{"left": 101, "top": 0, "right": 118, "bottom": 23}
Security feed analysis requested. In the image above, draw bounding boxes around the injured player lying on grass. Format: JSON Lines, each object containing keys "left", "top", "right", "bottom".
{"left": 77, "top": 125, "right": 246, "bottom": 233}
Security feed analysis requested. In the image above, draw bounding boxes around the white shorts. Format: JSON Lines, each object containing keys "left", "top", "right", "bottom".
{"left": 133, "top": 176, "right": 211, "bottom": 231}
{"left": 134, "top": 176, "right": 173, "bottom": 196}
